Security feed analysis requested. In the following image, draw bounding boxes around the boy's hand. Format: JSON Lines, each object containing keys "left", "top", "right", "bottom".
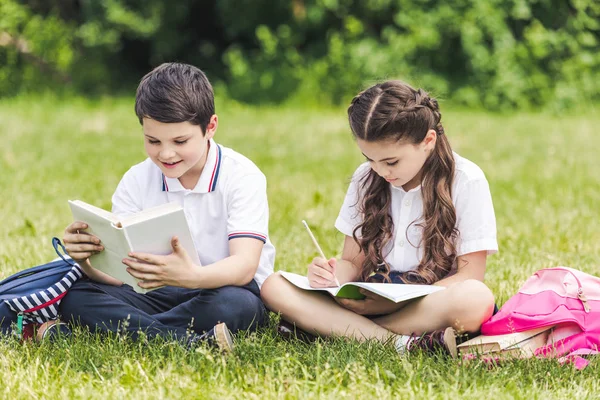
{"left": 308, "top": 257, "right": 339, "bottom": 288}
{"left": 334, "top": 289, "right": 400, "bottom": 315}
{"left": 123, "top": 236, "right": 198, "bottom": 289}
{"left": 63, "top": 221, "right": 104, "bottom": 263}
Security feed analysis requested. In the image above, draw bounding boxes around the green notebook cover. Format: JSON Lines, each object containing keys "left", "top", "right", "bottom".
{"left": 335, "top": 285, "right": 365, "bottom": 300}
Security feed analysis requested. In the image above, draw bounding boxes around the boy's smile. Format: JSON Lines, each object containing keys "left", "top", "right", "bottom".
{"left": 142, "top": 116, "right": 218, "bottom": 189}
{"left": 161, "top": 160, "right": 182, "bottom": 169}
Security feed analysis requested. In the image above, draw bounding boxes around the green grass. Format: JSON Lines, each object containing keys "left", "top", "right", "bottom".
{"left": 1, "top": 95, "right": 600, "bottom": 398}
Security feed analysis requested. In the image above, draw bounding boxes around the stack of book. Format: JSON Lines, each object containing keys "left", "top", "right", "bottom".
{"left": 457, "top": 325, "right": 553, "bottom": 358}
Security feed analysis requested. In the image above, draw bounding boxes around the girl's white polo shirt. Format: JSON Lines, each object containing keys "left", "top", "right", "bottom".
{"left": 110, "top": 139, "right": 275, "bottom": 287}
{"left": 335, "top": 153, "right": 498, "bottom": 273}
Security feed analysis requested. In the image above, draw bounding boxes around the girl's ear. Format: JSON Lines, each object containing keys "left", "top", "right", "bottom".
{"left": 422, "top": 129, "right": 437, "bottom": 152}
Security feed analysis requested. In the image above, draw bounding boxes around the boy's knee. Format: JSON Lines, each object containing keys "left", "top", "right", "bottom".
{"left": 212, "top": 287, "right": 266, "bottom": 331}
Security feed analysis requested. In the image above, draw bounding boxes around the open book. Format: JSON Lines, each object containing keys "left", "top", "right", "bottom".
{"left": 279, "top": 271, "right": 444, "bottom": 303}
{"left": 457, "top": 325, "right": 553, "bottom": 357}
{"left": 69, "top": 200, "right": 200, "bottom": 294}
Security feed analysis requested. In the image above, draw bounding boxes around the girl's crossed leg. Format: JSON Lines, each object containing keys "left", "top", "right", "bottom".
{"left": 261, "top": 272, "right": 495, "bottom": 350}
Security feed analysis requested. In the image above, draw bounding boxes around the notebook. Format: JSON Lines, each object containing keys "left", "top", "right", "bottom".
{"left": 279, "top": 271, "right": 444, "bottom": 302}
{"left": 68, "top": 200, "right": 200, "bottom": 293}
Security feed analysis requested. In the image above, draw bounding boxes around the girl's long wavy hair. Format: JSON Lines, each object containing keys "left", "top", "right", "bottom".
{"left": 347, "top": 81, "right": 458, "bottom": 284}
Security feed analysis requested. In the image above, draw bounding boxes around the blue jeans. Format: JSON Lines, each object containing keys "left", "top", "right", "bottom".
{"left": 59, "top": 278, "right": 266, "bottom": 341}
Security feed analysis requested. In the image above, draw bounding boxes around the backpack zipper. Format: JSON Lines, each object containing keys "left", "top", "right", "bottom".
{"left": 544, "top": 267, "right": 591, "bottom": 313}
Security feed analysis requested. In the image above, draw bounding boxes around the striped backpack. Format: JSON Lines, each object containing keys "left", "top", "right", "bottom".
{"left": 481, "top": 266, "right": 600, "bottom": 369}
{"left": 0, "top": 238, "right": 83, "bottom": 337}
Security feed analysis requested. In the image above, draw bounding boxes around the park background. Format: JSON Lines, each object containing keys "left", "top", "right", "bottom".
{"left": 1, "top": 0, "right": 600, "bottom": 398}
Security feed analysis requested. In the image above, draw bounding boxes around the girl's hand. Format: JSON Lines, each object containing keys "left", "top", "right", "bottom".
{"left": 308, "top": 257, "right": 339, "bottom": 288}
{"left": 123, "top": 236, "right": 198, "bottom": 289}
{"left": 334, "top": 289, "right": 400, "bottom": 315}
{"left": 63, "top": 221, "right": 104, "bottom": 263}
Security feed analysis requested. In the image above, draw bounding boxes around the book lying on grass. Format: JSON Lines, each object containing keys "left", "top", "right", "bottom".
{"left": 279, "top": 271, "right": 444, "bottom": 302}
{"left": 68, "top": 200, "right": 200, "bottom": 294}
{"left": 457, "top": 325, "right": 553, "bottom": 356}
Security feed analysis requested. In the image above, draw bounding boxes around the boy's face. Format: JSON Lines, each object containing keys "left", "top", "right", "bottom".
{"left": 142, "top": 116, "right": 217, "bottom": 189}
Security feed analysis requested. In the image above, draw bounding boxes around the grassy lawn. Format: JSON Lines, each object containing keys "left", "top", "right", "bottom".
{"left": 1, "top": 96, "right": 599, "bottom": 398}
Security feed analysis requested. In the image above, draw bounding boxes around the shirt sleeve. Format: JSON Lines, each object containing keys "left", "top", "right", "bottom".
{"left": 111, "top": 169, "right": 143, "bottom": 218}
{"left": 335, "top": 164, "right": 370, "bottom": 238}
{"left": 454, "top": 177, "right": 498, "bottom": 256}
{"left": 226, "top": 172, "right": 269, "bottom": 243}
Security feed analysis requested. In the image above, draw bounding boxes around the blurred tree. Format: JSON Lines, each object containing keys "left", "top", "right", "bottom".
{"left": 0, "top": 0, "right": 598, "bottom": 109}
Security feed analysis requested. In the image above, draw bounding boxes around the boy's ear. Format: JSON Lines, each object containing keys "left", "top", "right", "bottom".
{"left": 204, "top": 115, "right": 218, "bottom": 140}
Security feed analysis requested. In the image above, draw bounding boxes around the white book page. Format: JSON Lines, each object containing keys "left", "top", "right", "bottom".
{"left": 279, "top": 271, "right": 341, "bottom": 296}
{"left": 123, "top": 207, "right": 201, "bottom": 266}
{"left": 347, "top": 281, "right": 445, "bottom": 303}
{"left": 279, "top": 271, "right": 444, "bottom": 303}
{"left": 88, "top": 247, "right": 145, "bottom": 293}
{"left": 68, "top": 200, "right": 130, "bottom": 256}
{"left": 120, "top": 202, "right": 182, "bottom": 227}
{"left": 69, "top": 200, "right": 120, "bottom": 224}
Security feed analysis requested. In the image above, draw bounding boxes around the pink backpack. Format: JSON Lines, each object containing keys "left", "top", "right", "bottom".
{"left": 481, "top": 266, "right": 600, "bottom": 369}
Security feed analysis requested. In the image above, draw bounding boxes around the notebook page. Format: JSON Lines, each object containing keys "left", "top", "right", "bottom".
{"left": 122, "top": 207, "right": 201, "bottom": 266}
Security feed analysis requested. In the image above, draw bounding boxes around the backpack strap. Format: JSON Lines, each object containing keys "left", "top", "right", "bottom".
{"left": 52, "top": 237, "right": 76, "bottom": 267}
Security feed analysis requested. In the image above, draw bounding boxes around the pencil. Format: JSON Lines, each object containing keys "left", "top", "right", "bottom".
{"left": 301, "top": 220, "right": 341, "bottom": 286}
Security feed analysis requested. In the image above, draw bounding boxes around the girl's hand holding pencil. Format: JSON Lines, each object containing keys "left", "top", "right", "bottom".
{"left": 307, "top": 257, "right": 340, "bottom": 288}
{"left": 302, "top": 220, "right": 341, "bottom": 288}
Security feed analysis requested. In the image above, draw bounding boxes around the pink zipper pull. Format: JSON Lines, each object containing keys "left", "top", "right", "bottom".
{"left": 578, "top": 288, "right": 591, "bottom": 313}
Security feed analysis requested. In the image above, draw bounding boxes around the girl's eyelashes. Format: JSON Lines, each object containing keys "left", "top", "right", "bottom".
{"left": 148, "top": 139, "right": 160, "bottom": 145}
{"left": 175, "top": 140, "right": 188, "bottom": 145}
{"left": 364, "top": 157, "right": 398, "bottom": 166}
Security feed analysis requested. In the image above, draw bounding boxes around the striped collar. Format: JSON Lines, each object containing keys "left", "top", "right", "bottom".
{"left": 161, "top": 139, "right": 223, "bottom": 193}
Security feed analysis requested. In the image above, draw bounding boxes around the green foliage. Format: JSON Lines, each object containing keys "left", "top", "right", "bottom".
{"left": 0, "top": 0, "right": 74, "bottom": 96}
{"left": 0, "top": 0, "right": 599, "bottom": 109}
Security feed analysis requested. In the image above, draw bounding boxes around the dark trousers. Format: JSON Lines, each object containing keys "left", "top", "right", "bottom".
{"left": 59, "top": 278, "right": 267, "bottom": 341}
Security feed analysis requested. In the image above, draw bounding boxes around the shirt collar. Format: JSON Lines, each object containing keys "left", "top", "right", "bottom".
{"left": 161, "top": 139, "right": 222, "bottom": 193}
{"left": 391, "top": 183, "right": 421, "bottom": 193}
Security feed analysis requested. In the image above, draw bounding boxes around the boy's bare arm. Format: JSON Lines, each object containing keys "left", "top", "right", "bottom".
{"left": 188, "top": 237, "right": 263, "bottom": 288}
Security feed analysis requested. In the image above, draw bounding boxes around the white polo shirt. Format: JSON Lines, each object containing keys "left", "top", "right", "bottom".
{"left": 110, "top": 139, "right": 275, "bottom": 287}
{"left": 335, "top": 153, "right": 498, "bottom": 274}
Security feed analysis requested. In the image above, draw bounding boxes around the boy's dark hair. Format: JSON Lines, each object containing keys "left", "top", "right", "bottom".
{"left": 135, "top": 62, "right": 215, "bottom": 134}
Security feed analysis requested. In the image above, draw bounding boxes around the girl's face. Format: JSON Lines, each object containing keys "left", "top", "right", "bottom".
{"left": 356, "top": 130, "right": 437, "bottom": 191}
{"left": 143, "top": 116, "right": 217, "bottom": 189}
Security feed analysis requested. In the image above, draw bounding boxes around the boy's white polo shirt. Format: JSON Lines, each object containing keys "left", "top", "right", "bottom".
{"left": 110, "top": 139, "right": 275, "bottom": 287}
{"left": 335, "top": 152, "right": 498, "bottom": 274}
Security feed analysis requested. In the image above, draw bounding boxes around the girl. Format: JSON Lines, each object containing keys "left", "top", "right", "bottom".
{"left": 261, "top": 81, "right": 498, "bottom": 356}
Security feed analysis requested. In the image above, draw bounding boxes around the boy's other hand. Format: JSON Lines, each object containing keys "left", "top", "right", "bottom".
{"left": 63, "top": 221, "right": 104, "bottom": 263}
{"left": 308, "top": 257, "right": 339, "bottom": 288}
{"left": 123, "top": 236, "right": 197, "bottom": 289}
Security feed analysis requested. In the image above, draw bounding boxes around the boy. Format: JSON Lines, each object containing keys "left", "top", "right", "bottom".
{"left": 59, "top": 63, "right": 275, "bottom": 351}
